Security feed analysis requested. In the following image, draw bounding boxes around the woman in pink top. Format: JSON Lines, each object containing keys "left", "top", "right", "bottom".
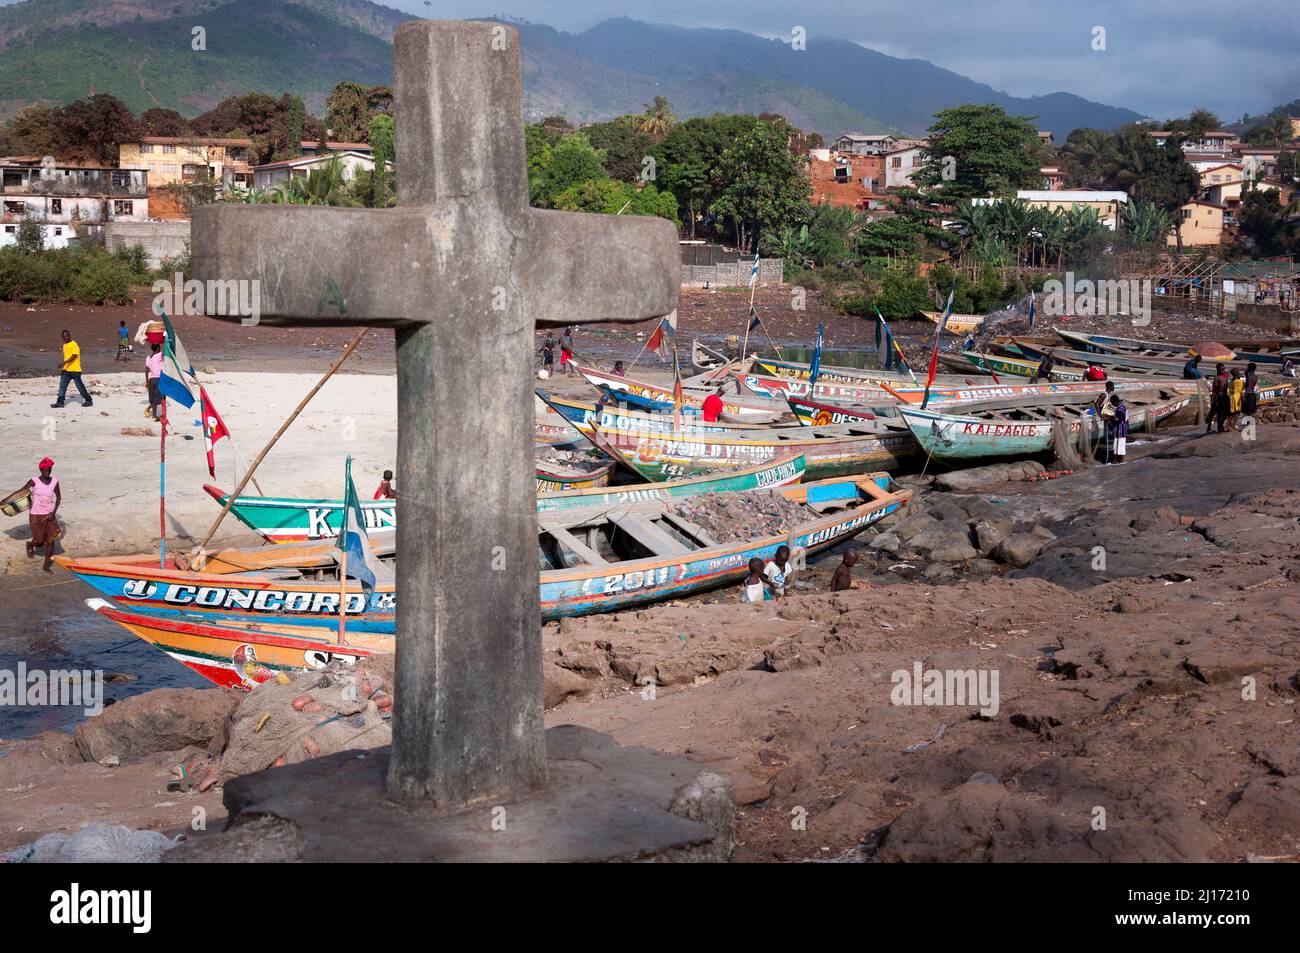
{"left": 22, "top": 457, "right": 62, "bottom": 571}
{"left": 145, "top": 343, "right": 164, "bottom": 420}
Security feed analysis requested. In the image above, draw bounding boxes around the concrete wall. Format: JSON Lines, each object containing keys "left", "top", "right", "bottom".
{"left": 103, "top": 220, "right": 191, "bottom": 268}
{"left": 1234, "top": 303, "right": 1300, "bottom": 334}
{"left": 681, "top": 257, "right": 783, "bottom": 287}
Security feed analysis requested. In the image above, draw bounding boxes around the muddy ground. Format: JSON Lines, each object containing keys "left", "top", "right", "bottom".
{"left": 3, "top": 419, "right": 1297, "bottom": 862}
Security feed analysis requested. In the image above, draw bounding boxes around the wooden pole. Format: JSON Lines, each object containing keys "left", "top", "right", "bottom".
{"left": 196, "top": 329, "right": 368, "bottom": 554}
{"left": 159, "top": 397, "right": 167, "bottom": 569}
{"left": 337, "top": 545, "right": 349, "bottom": 647}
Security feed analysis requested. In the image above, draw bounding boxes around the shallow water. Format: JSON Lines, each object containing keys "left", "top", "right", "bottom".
{"left": 0, "top": 574, "right": 206, "bottom": 740}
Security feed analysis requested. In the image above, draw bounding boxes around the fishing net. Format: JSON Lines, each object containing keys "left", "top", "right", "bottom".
{"left": 18, "top": 823, "right": 179, "bottom": 863}
{"left": 219, "top": 658, "right": 393, "bottom": 783}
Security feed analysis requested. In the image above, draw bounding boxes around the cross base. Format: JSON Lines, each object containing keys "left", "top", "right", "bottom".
{"left": 165, "top": 726, "right": 735, "bottom": 863}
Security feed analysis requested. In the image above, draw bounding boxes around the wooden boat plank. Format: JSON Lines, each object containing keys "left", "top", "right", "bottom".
{"left": 546, "top": 526, "right": 608, "bottom": 566}
{"left": 613, "top": 515, "right": 695, "bottom": 557}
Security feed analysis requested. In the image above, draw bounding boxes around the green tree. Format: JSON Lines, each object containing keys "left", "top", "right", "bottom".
{"left": 913, "top": 104, "right": 1042, "bottom": 199}
{"left": 16, "top": 216, "right": 45, "bottom": 254}
{"left": 552, "top": 179, "right": 678, "bottom": 221}
{"left": 582, "top": 119, "right": 657, "bottom": 182}
{"left": 52, "top": 95, "right": 139, "bottom": 164}
{"left": 7, "top": 104, "right": 61, "bottom": 157}
{"left": 1237, "top": 189, "right": 1298, "bottom": 257}
{"left": 324, "top": 81, "right": 390, "bottom": 143}
{"left": 710, "top": 120, "right": 810, "bottom": 252}
{"left": 1059, "top": 127, "right": 1111, "bottom": 189}
{"left": 361, "top": 113, "right": 396, "bottom": 207}
{"left": 1102, "top": 127, "right": 1199, "bottom": 251}
{"left": 529, "top": 134, "right": 608, "bottom": 207}
{"left": 1122, "top": 199, "right": 1171, "bottom": 245}
{"left": 139, "top": 108, "right": 188, "bottom": 137}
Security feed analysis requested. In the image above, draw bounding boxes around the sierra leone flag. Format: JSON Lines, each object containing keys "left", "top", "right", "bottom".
{"left": 338, "top": 456, "right": 380, "bottom": 591}
{"left": 158, "top": 309, "right": 199, "bottom": 408}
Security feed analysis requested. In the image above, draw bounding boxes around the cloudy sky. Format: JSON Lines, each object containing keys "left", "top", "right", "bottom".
{"left": 384, "top": 0, "right": 1299, "bottom": 122}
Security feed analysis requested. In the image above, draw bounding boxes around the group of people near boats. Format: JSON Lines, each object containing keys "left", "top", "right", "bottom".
{"left": 739, "top": 545, "right": 865, "bottom": 602}
{"left": 1184, "top": 355, "right": 1261, "bottom": 433}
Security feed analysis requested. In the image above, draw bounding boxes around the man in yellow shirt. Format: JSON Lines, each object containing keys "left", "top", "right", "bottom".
{"left": 52, "top": 329, "right": 93, "bottom": 408}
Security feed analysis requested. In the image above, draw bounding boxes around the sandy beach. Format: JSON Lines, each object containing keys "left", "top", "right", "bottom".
{"left": 1, "top": 371, "right": 398, "bottom": 562}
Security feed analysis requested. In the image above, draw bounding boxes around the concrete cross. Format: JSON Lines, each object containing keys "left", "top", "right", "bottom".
{"left": 192, "top": 20, "right": 679, "bottom": 808}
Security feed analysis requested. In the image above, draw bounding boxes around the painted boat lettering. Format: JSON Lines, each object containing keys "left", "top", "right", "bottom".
{"left": 124, "top": 579, "right": 381, "bottom": 614}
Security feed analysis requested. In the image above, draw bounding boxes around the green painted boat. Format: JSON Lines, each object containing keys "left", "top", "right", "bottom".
{"left": 205, "top": 456, "right": 810, "bottom": 543}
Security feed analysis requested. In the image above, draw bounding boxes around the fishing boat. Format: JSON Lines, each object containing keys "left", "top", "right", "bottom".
{"left": 940, "top": 349, "right": 1086, "bottom": 381}
{"left": 538, "top": 390, "right": 799, "bottom": 435}
{"left": 784, "top": 394, "right": 886, "bottom": 426}
{"left": 922, "top": 310, "right": 987, "bottom": 335}
{"left": 751, "top": 356, "right": 975, "bottom": 389}
{"left": 60, "top": 475, "right": 911, "bottom": 653}
{"left": 583, "top": 417, "right": 916, "bottom": 482}
{"left": 575, "top": 363, "right": 791, "bottom": 421}
{"left": 85, "top": 598, "right": 387, "bottom": 690}
{"left": 690, "top": 339, "right": 738, "bottom": 376}
{"left": 899, "top": 388, "right": 1192, "bottom": 462}
{"left": 207, "top": 455, "right": 810, "bottom": 543}
{"left": 535, "top": 457, "right": 615, "bottom": 493}
{"left": 1008, "top": 341, "right": 1252, "bottom": 377}
{"left": 1051, "top": 327, "right": 1300, "bottom": 366}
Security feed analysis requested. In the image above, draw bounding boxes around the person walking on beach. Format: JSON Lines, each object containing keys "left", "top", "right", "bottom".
{"left": 1091, "top": 380, "right": 1115, "bottom": 414}
{"left": 1283, "top": 359, "right": 1297, "bottom": 379}
{"left": 1243, "top": 362, "right": 1259, "bottom": 421}
{"left": 830, "top": 549, "right": 863, "bottom": 591}
{"left": 374, "top": 470, "right": 396, "bottom": 499}
{"left": 1208, "top": 363, "right": 1229, "bottom": 433}
{"left": 1106, "top": 393, "right": 1128, "bottom": 464}
{"left": 540, "top": 333, "right": 556, "bottom": 374}
{"left": 22, "top": 457, "right": 61, "bottom": 572}
{"left": 1226, "top": 368, "right": 1245, "bottom": 431}
{"left": 145, "top": 342, "right": 164, "bottom": 420}
{"left": 1182, "top": 354, "right": 1203, "bottom": 379}
{"left": 740, "top": 557, "right": 770, "bottom": 603}
{"left": 115, "top": 320, "right": 133, "bottom": 362}
{"left": 51, "top": 329, "right": 92, "bottom": 408}
{"left": 559, "top": 327, "right": 575, "bottom": 376}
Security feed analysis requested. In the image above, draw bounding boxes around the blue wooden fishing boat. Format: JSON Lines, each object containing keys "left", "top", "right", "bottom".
{"left": 57, "top": 475, "right": 910, "bottom": 643}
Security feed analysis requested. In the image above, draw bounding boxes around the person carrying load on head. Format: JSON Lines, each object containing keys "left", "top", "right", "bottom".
{"left": 22, "top": 457, "right": 62, "bottom": 572}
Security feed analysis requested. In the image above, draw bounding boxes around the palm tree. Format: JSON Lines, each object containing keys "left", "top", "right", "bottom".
{"left": 637, "top": 96, "right": 676, "bottom": 141}
{"left": 1060, "top": 128, "right": 1111, "bottom": 189}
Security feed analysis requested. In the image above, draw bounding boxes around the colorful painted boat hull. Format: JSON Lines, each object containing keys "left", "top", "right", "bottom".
{"left": 900, "top": 395, "right": 1190, "bottom": 461}
{"left": 85, "top": 598, "right": 386, "bottom": 690}
{"left": 576, "top": 364, "right": 790, "bottom": 419}
{"left": 585, "top": 420, "right": 916, "bottom": 482}
{"left": 539, "top": 476, "right": 910, "bottom": 617}
{"left": 923, "top": 310, "right": 986, "bottom": 334}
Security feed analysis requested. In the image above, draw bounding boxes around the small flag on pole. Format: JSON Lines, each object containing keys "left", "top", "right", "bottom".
{"left": 748, "top": 248, "right": 761, "bottom": 288}
{"left": 157, "top": 309, "right": 199, "bottom": 408}
{"left": 199, "top": 386, "right": 230, "bottom": 479}
{"left": 646, "top": 309, "right": 677, "bottom": 360}
{"left": 921, "top": 288, "right": 954, "bottom": 410}
{"left": 338, "top": 456, "right": 380, "bottom": 592}
{"left": 747, "top": 306, "right": 762, "bottom": 333}
{"left": 1027, "top": 291, "right": 1036, "bottom": 329}
{"left": 808, "top": 322, "right": 824, "bottom": 387}
{"left": 875, "top": 307, "right": 915, "bottom": 383}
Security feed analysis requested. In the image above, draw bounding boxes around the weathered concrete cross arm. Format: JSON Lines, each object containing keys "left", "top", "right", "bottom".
{"left": 521, "top": 209, "right": 679, "bottom": 328}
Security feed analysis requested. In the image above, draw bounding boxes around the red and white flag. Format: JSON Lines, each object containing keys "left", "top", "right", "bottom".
{"left": 199, "top": 386, "right": 230, "bottom": 478}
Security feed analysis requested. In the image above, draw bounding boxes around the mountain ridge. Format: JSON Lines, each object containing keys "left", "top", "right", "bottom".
{"left": 0, "top": 1, "right": 1142, "bottom": 137}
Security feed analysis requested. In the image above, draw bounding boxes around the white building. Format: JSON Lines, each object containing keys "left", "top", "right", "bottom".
{"left": 884, "top": 143, "right": 927, "bottom": 190}
{"left": 251, "top": 151, "right": 383, "bottom": 191}
{"left": 0, "top": 221, "right": 74, "bottom": 249}
{"left": 1, "top": 161, "right": 148, "bottom": 225}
